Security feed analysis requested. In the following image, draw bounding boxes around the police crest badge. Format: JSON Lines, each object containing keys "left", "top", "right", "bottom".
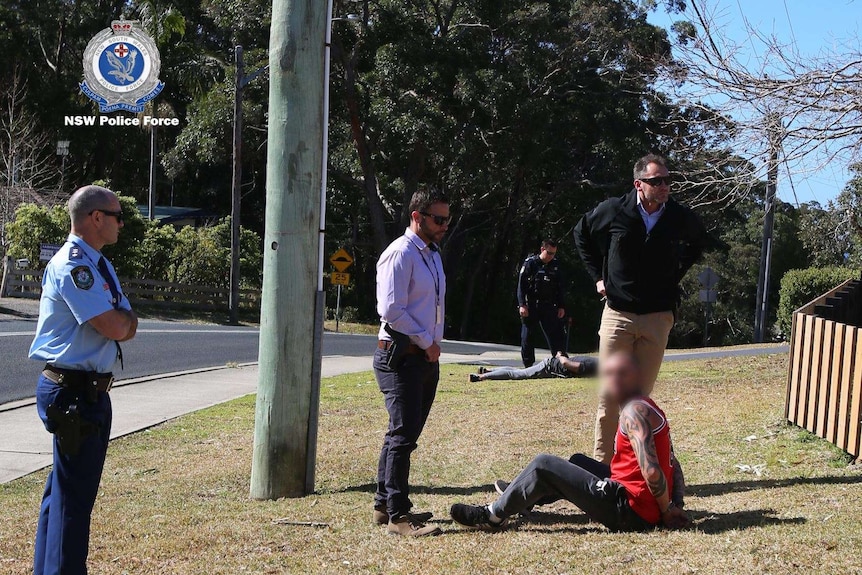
{"left": 71, "top": 266, "right": 95, "bottom": 290}
{"left": 80, "top": 20, "right": 165, "bottom": 113}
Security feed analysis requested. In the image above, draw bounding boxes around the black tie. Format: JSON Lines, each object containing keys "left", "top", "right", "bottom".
{"left": 98, "top": 257, "right": 124, "bottom": 369}
{"left": 98, "top": 257, "right": 120, "bottom": 308}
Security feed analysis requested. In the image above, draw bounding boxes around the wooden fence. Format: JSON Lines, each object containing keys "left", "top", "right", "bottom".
{"left": 786, "top": 277, "right": 862, "bottom": 458}
{"left": 1, "top": 260, "right": 260, "bottom": 311}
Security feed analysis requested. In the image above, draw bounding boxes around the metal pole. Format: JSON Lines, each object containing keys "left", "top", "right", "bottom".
{"left": 754, "top": 115, "right": 781, "bottom": 343}
{"left": 335, "top": 284, "right": 342, "bottom": 332}
{"left": 703, "top": 302, "right": 710, "bottom": 347}
{"left": 229, "top": 45, "right": 244, "bottom": 325}
{"left": 147, "top": 125, "right": 157, "bottom": 221}
{"left": 251, "top": 0, "right": 326, "bottom": 499}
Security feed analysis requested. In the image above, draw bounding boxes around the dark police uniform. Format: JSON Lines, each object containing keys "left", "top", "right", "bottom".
{"left": 517, "top": 254, "right": 567, "bottom": 367}
{"left": 29, "top": 234, "right": 130, "bottom": 575}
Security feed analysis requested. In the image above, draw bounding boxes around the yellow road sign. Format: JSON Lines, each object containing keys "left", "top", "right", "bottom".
{"left": 331, "top": 272, "right": 351, "bottom": 286}
{"left": 329, "top": 248, "right": 354, "bottom": 273}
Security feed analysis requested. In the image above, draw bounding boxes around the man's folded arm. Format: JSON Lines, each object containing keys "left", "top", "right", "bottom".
{"left": 88, "top": 308, "right": 137, "bottom": 342}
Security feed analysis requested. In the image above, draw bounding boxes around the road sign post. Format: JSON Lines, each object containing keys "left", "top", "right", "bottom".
{"left": 698, "top": 267, "right": 720, "bottom": 347}
{"left": 329, "top": 250, "right": 353, "bottom": 332}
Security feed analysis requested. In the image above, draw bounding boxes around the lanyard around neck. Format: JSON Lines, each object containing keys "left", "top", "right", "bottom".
{"left": 408, "top": 236, "right": 440, "bottom": 304}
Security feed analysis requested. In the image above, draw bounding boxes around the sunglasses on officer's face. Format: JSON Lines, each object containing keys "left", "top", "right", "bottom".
{"left": 90, "top": 209, "right": 124, "bottom": 223}
{"left": 638, "top": 176, "right": 673, "bottom": 187}
{"left": 420, "top": 212, "right": 452, "bottom": 226}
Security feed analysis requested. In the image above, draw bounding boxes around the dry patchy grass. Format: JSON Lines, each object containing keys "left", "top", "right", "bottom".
{"left": 1, "top": 354, "right": 860, "bottom": 574}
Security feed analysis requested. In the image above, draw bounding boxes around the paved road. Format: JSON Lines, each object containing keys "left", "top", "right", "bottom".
{"left": 0, "top": 317, "right": 521, "bottom": 405}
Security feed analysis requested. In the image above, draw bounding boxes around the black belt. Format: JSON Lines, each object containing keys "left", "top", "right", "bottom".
{"left": 378, "top": 340, "right": 424, "bottom": 355}
{"left": 43, "top": 364, "right": 114, "bottom": 393}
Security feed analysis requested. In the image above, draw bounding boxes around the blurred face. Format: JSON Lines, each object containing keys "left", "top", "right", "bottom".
{"left": 539, "top": 245, "right": 557, "bottom": 263}
{"left": 90, "top": 197, "right": 125, "bottom": 246}
{"left": 634, "top": 162, "right": 672, "bottom": 207}
{"left": 599, "top": 353, "right": 643, "bottom": 404}
{"left": 414, "top": 202, "right": 450, "bottom": 244}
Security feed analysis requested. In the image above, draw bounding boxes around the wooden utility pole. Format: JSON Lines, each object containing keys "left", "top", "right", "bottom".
{"left": 250, "top": 0, "right": 326, "bottom": 499}
{"left": 754, "top": 114, "right": 782, "bottom": 343}
{"left": 229, "top": 46, "right": 244, "bottom": 325}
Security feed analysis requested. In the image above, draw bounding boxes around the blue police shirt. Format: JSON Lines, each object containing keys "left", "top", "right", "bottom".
{"left": 29, "top": 234, "right": 131, "bottom": 373}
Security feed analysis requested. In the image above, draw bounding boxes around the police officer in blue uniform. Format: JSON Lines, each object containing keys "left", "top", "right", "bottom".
{"left": 29, "top": 185, "right": 138, "bottom": 575}
{"left": 517, "top": 239, "right": 567, "bottom": 367}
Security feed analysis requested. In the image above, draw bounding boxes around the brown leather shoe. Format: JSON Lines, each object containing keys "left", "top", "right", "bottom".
{"left": 387, "top": 515, "right": 442, "bottom": 537}
{"left": 374, "top": 508, "right": 434, "bottom": 526}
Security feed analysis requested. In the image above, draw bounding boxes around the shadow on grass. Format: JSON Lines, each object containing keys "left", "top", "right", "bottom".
{"left": 689, "top": 474, "right": 862, "bottom": 498}
{"left": 441, "top": 508, "right": 804, "bottom": 536}
{"left": 688, "top": 508, "right": 806, "bottom": 534}
{"left": 337, "top": 482, "right": 497, "bottom": 497}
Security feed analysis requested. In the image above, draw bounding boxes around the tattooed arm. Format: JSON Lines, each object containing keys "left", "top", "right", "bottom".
{"left": 620, "top": 401, "right": 669, "bottom": 508}
{"left": 620, "top": 401, "right": 689, "bottom": 528}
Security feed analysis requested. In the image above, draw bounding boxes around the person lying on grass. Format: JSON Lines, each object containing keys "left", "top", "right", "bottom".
{"left": 468, "top": 352, "right": 598, "bottom": 383}
{"left": 451, "top": 351, "right": 689, "bottom": 532}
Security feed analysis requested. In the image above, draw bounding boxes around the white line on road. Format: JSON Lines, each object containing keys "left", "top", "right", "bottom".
{"left": 0, "top": 329, "right": 259, "bottom": 337}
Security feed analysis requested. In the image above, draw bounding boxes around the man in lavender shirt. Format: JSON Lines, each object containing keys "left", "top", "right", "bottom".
{"left": 373, "top": 188, "right": 450, "bottom": 537}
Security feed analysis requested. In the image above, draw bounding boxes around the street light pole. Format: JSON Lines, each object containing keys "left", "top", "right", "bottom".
{"left": 229, "top": 46, "right": 245, "bottom": 325}
{"left": 229, "top": 46, "right": 269, "bottom": 325}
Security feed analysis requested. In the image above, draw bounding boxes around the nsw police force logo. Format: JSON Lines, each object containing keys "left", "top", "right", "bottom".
{"left": 80, "top": 20, "right": 164, "bottom": 113}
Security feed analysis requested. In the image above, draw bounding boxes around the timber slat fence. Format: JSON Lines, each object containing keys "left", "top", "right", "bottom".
{"left": 786, "top": 276, "right": 862, "bottom": 458}
{"left": 1, "top": 259, "right": 260, "bottom": 311}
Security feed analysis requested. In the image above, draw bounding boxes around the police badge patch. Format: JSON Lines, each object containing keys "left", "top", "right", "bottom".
{"left": 80, "top": 20, "right": 164, "bottom": 113}
{"left": 71, "top": 266, "right": 95, "bottom": 290}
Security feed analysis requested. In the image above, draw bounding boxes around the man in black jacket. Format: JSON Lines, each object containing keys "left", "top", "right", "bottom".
{"left": 573, "top": 154, "right": 707, "bottom": 463}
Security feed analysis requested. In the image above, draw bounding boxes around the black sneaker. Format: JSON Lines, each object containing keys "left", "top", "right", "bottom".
{"left": 450, "top": 504, "right": 507, "bottom": 531}
{"left": 494, "top": 480, "right": 509, "bottom": 495}
{"left": 478, "top": 366, "right": 489, "bottom": 375}
{"left": 468, "top": 374, "right": 481, "bottom": 383}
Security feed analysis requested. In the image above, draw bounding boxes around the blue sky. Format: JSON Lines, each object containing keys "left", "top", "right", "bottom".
{"left": 648, "top": 0, "right": 861, "bottom": 204}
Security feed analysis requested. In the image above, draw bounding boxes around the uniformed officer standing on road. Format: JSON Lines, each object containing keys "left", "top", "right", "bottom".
{"left": 29, "top": 185, "right": 138, "bottom": 575}
{"left": 373, "top": 188, "right": 449, "bottom": 538}
{"left": 517, "top": 240, "right": 567, "bottom": 367}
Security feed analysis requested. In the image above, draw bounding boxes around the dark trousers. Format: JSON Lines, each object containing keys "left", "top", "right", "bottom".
{"left": 34, "top": 374, "right": 112, "bottom": 575}
{"left": 373, "top": 348, "right": 439, "bottom": 517}
{"left": 494, "top": 453, "right": 652, "bottom": 532}
{"left": 521, "top": 303, "right": 567, "bottom": 367}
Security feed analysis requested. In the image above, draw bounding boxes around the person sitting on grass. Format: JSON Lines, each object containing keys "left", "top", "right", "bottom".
{"left": 468, "top": 352, "right": 598, "bottom": 383}
{"left": 451, "top": 352, "right": 689, "bottom": 532}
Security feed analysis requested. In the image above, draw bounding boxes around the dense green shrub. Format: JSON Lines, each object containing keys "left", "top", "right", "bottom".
{"left": 5, "top": 203, "right": 262, "bottom": 290}
{"left": 777, "top": 267, "right": 859, "bottom": 335}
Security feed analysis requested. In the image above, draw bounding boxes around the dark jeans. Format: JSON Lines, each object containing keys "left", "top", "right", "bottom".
{"left": 373, "top": 348, "right": 439, "bottom": 517}
{"left": 521, "top": 303, "right": 567, "bottom": 367}
{"left": 494, "top": 453, "right": 653, "bottom": 532}
{"left": 34, "top": 374, "right": 112, "bottom": 575}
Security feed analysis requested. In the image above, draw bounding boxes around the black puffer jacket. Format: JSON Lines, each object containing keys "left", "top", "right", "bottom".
{"left": 573, "top": 190, "right": 708, "bottom": 315}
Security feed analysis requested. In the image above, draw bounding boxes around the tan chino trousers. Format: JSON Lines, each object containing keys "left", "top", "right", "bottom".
{"left": 594, "top": 305, "right": 675, "bottom": 463}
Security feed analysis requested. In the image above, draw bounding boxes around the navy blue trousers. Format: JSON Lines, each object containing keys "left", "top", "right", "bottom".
{"left": 34, "top": 375, "right": 112, "bottom": 575}
{"left": 520, "top": 304, "right": 567, "bottom": 367}
{"left": 373, "top": 349, "right": 439, "bottom": 517}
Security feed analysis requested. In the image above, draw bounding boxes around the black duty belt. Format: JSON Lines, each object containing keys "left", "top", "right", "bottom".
{"left": 43, "top": 365, "right": 114, "bottom": 393}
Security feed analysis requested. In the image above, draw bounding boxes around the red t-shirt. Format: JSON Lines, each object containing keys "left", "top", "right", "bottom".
{"left": 610, "top": 397, "right": 674, "bottom": 524}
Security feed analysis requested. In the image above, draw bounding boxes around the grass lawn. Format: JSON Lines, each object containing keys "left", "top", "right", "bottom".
{"left": 1, "top": 354, "right": 860, "bottom": 574}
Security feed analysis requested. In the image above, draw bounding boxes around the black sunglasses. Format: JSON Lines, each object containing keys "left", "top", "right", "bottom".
{"left": 420, "top": 212, "right": 452, "bottom": 226}
{"left": 90, "top": 209, "right": 124, "bottom": 223}
{"left": 639, "top": 176, "right": 673, "bottom": 187}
